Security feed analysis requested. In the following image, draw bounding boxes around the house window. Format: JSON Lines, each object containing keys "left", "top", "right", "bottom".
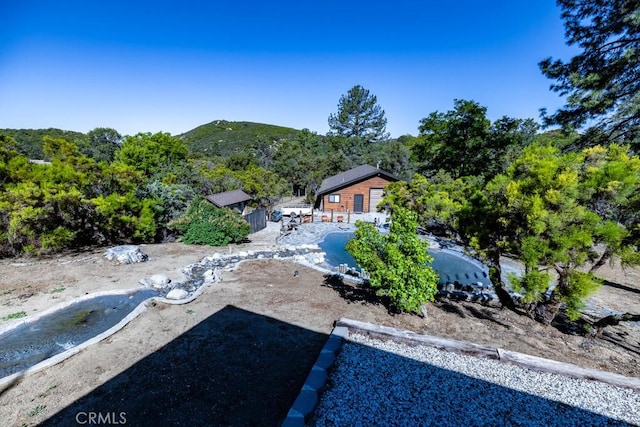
{"left": 328, "top": 194, "right": 340, "bottom": 203}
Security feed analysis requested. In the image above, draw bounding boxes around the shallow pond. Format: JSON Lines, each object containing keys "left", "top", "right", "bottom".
{"left": 318, "top": 232, "right": 491, "bottom": 286}
{"left": 0, "top": 288, "right": 158, "bottom": 379}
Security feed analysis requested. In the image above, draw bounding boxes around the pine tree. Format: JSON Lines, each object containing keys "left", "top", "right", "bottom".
{"left": 540, "top": 0, "right": 640, "bottom": 149}
{"left": 328, "top": 85, "right": 390, "bottom": 143}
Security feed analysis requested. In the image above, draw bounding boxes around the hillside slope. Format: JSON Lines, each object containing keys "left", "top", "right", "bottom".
{"left": 0, "top": 128, "right": 86, "bottom": 160}
{"left": 178, "top": 120, "right": 300, "bottom": 157}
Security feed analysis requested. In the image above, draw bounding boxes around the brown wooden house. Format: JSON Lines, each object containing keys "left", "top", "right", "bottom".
{"left": 205, "top": 189, "right": 252, "bottom": 215}
{"left": 315, "top": 165, "right": 399, "bottom": 213}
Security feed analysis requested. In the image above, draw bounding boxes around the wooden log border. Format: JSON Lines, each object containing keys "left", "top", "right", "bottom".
{"left": 335, "top": 317, "right": 640, "bottom": 391}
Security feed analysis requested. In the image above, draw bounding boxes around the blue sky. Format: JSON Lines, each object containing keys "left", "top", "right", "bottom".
{"left": 0, "top": 1, "right": 576, "bottom": 138}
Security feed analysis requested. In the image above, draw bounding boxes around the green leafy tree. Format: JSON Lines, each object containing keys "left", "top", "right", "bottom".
{"left": 0, "top": 135, "right": 21, "bottom": 185}
{"left": 272, "top": 139, "right": 307, "bottom": 195}
{"left": 346, "top": 207, "right": 439, "bottom": 314}
{"left": 328, "top": 85, "right": 390, "bottom": 143}
{"left": 383, "top": 143, "right": 639, "bottom": 325}
{"left": 366, "top": 139, "right": 414, "bottom": 179}
{"left": 239, "top": 165, "right": 289, "bottom": 215}
{"left": 81, "top": 127, "right": 122, "bottom": 163}
{"left": 0, "top": 136, "right": 163, "bottom": 256}
{"left": 325, "top": 135, "right": 367, "bottom": 171}
{"left": 225, "top": 151, "right": 258, "bottom": 171}
{"left": 460, "top": 144, "right": 639, "bottom": 324}
{"left": 196, "top": 164, "right": 243, "bottom": 195}
{"left": 0, "top": 137, "right": 98, "bottom": 254}
{"left": 534, "top": 129, "right": 581, "bottom": 152}
{"left": 115, "top": 132, "right": 188, "bottom": 177}
{"left": 91, "top": 193, "right": 160, "bottom": 243}
{"left": 140, "top": 180, "right": 196, "bottom": 240}
{"left": 252, "top": 134, "right": 278, "bottom": 170}
{"left": 579, "top": 144, "right": 640, "bottom": 270}
{"left": 540, "top": 0, "right": 640, "bottom": 148}
{"left": 413, "top": 99, "right": 537, "bottom": 180}
{"left": 381, "top": 172, "right": 477, "bottom": 237}
{"left": 272, "top": 130, "right": 328, "bottom": 197}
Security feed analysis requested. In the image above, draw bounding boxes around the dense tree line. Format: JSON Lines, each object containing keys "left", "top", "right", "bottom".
{"left": 0, "top": 92, "right": 554, "bottom": 258}
{"left": 0, "top": 131, "right": 287, "bottom": 256}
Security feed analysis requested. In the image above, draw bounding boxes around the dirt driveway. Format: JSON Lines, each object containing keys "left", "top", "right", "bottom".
{"left": 0, "top": 224, "right": 639, "bottom": 426}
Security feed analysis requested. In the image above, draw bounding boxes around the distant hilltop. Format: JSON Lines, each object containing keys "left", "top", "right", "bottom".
{"left": 0, "top": 120, "right": 304, "bottom": 160}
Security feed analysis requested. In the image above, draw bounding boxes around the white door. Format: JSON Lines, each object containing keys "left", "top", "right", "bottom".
{"left": 369, "top": 188, "right": 384, "bottom": 212}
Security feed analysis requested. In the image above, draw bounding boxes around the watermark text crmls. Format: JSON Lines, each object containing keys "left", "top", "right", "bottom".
{"left": 75, "top": 411, "right": 127, "bottom": 425}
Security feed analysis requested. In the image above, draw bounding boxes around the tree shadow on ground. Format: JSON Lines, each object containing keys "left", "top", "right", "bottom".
{"left": 601, "top": 279, "right": 640, "bottom": 295}
{"left": 433, "top": 299, "right": 467, "bottom": 318}
{"left": 321, "top": 274, "right": 399, "bottom": 315}
{"left": 462, "top": 303, "right": 513, "bottom": 329}
{"left": 42, "top": 305, "right": 327, "bottom": 427}
{"left": 599, "top": 330, "right": 640, "bottom": 357}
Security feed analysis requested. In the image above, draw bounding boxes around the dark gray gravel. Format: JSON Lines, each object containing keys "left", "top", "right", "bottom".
{"left": 311, "top": 333, "right": 640, "bottom": 426}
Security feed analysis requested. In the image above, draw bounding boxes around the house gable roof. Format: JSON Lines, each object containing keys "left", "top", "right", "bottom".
{"left": 317, "top": 165, "right": 399, "bottom": 195}
{"left": 205, "top": 189, "right": 252, "bottom": 208}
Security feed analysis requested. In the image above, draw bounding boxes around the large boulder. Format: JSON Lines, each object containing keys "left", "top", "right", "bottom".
{"left": 105, "top": 245, "right": 148, "bottom": 264}
{"left": 166, "top": 289, "right": 189, "bottom": 300}
{"left": 139, "top": 274, "right": 171, "bottom": 290}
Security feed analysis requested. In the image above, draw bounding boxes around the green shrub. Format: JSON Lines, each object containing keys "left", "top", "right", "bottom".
{"left": 346, "top": 207, "right": 439, "bottom": 314}
{"left": 40, "top": 227, "right": 75, "bottom": 252}
{"left": 179, "top": 196, "right": 250, "bottom": 246}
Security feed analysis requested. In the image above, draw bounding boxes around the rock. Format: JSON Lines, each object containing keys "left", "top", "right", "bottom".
{"left": 166, "top": 289, "right": 189, "bottom": 300}
{"left": 140, "top": 274, "right": 171, "bottom": 290}
{"left": 203, "top": 269, "right": 215, "bottom": 283}
{"left": 203, "top": 268, "right": 222, "bottom": 284}
{"left": 104, "top": 245, "right": 148, "bottom": 264}
{"left": 238, "top": 251, "right": 248, "bottom": 258}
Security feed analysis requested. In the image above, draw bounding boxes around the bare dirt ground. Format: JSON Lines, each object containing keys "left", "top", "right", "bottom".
{"left": 0, "top": 222, "right": 639, "bottom": 426}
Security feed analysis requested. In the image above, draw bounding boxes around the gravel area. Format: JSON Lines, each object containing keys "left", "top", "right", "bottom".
{"left": 311, "top": 333, "right": 640, "bottom": 426}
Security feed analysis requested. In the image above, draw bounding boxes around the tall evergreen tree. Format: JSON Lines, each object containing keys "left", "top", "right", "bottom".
{"left": 328, "top": 85, "right": 390, "bottom": 143}
{"left": 413, "top": 99, "right": 537, "bottom": 180}
{"left": 540, "top": 0, "right": 640, "bottom": 149}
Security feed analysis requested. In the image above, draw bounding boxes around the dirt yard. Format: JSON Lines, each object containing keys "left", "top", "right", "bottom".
{"left": 0, "top": 223, "right": 639, "bottom": 426}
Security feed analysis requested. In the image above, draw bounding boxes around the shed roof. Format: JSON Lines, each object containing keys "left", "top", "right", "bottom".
{"left": 205, "top": 189, "right": 252, "bottom": 208}
{"left": 317, "top": 165, "right": 398, "bottom": 195}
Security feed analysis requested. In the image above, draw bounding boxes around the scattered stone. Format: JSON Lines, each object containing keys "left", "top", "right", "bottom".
{"left": 104, "top": 245, "right": 148, "bottom": 264}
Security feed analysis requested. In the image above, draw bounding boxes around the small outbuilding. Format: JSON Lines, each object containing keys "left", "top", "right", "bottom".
{"left": 205, "top": 189, "right": 252, "bottom": 215}
{"left": 315, "top": 165, "right": 399, "bottom": 213}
